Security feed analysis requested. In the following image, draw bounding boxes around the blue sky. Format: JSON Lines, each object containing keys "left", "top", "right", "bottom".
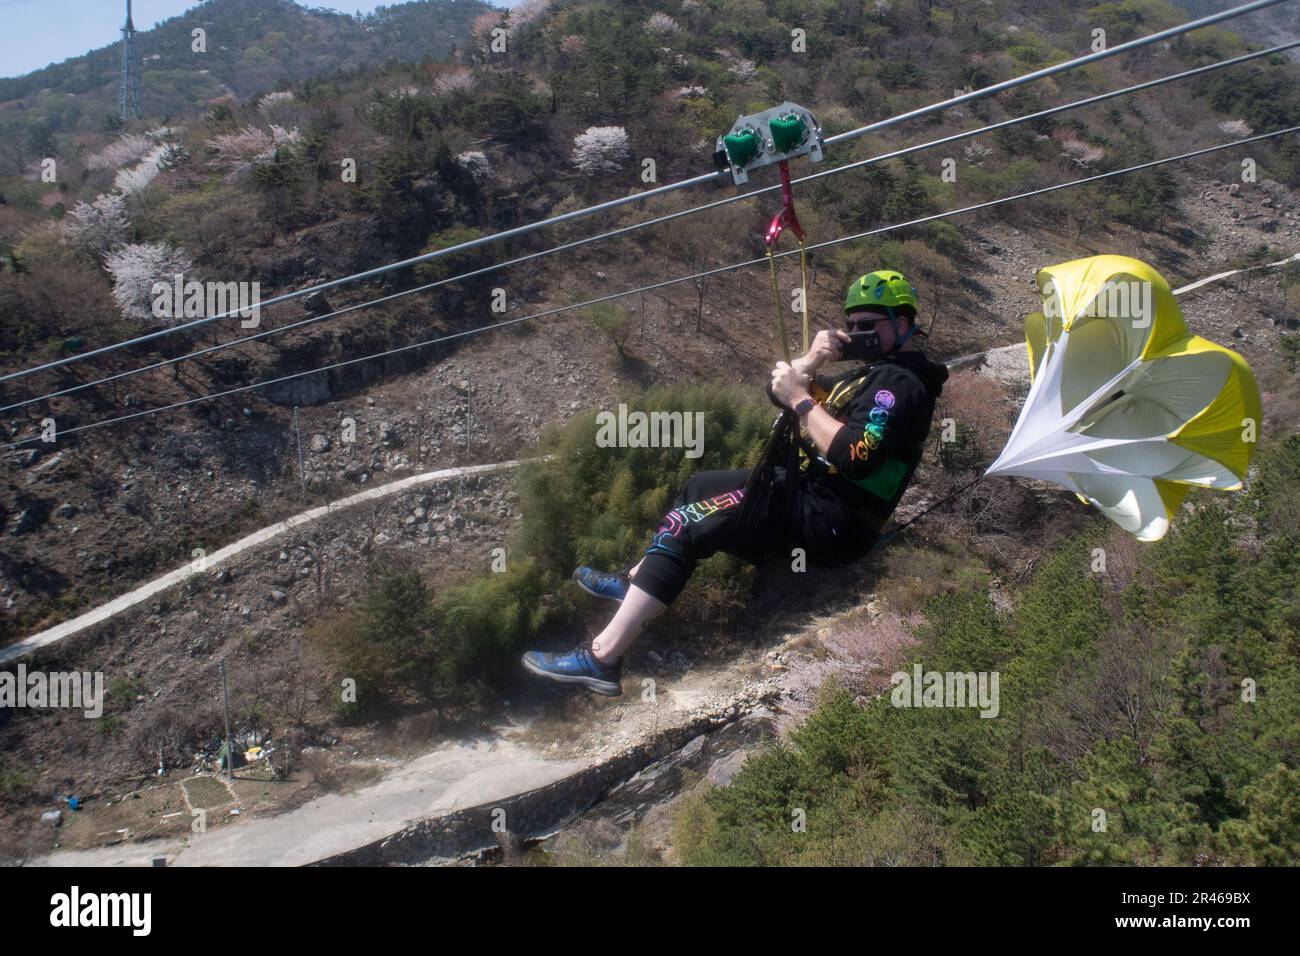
{"left": 0, "top": 0, "right": 513, "bottom": 78}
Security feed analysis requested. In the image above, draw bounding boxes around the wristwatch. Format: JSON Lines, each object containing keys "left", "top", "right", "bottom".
{"left": 793, "top": 397, "right": 817, "bottom": 418}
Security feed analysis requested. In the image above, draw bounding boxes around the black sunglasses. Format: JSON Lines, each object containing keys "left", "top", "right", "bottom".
{"left": 845, "top": 311, "right": 888, "bottom": 330}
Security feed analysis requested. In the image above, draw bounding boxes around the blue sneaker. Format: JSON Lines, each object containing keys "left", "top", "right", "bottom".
{"left": 521, "top": 643, "right": 623, "bottom": 696}
{"left": 573, "top": 567, "right": 630, "bottom": 603}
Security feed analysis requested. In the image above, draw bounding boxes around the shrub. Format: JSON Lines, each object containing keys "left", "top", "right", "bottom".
{"left": 0, "top": 755, "right": 34, "bottom": 803}
{"left": 815, "top": 105, "right": 859, "bottom": 137}
{"left": 582, "top": 302, "right": 631, "bottom": 356}
{"left": 412, "top": 226, "right": 488, "bottom": 285}
{"left": 1280, "top": 332, "right": 1300, "bottom": 372}
{"left": 423, "top": 382, "right": 771, "bottom": 686}
{"left": 433, "top": 68, "right": 474, "bottom": 95}
{"left": 455, "top": 150, "right": 491, "bottom": 183}
{"left": 429, "top": 561, "right": 553, "bottom": 688}
{"left": 311, "top": 563, "right": 440, "bottom": 711}
{"left": 933, "top": 371, "right": 1013, "bottom": 473}
{"left": 1218, "top": 118, "right": 1253, "bottom": 137}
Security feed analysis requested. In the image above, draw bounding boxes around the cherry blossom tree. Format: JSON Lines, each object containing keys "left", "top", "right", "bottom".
{"left": 511, "top": 0, "right": 551, "bottom": 29}
{"left": 206, "top": 125, "right": 301, "bottom": 178}
{"left": 85, "top": 134, "right": 154, "bottom": 171}
{"left": 456, "top": 151, "right": 491, "bottom": 183}
{"left": 114, "top": 143, "right": 170, "bottom": 195}
{"left": 571, "top": 126, "right": 630, "bottom": 174}
{"left": 257, "top": 90, "right": 298, "bottom": 125}
{"left": 103, "top": 242, "right": 194, "bottom": 324}
{"left": 559, "top": 34, "right": 586, "bottom": 60}
{"left": 63, "top": 193, "right": 130, "bottom": 256}
{"left": 645, "top": 12, "right": 680, "bottom": 35}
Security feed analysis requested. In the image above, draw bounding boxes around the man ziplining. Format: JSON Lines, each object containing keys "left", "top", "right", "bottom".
{"left": 523, "top": 269, "right": 949, "bottom": 695}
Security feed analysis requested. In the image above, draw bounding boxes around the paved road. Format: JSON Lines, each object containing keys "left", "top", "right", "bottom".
{"left": 1170, "top": 250, "right": 1300, "bottom": 296}
{"left": 1, "top": 459, "right": 527, "bottom": 665}
{"left": 32, "top": 733, "right": 585, "bottom": 867}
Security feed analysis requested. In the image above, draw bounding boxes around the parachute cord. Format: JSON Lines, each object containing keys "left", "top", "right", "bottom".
{"left": 875, "top": 473, "right": 985, "bottom": 549}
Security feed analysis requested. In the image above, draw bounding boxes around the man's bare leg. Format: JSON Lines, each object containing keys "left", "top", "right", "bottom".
{"left": 591, "top": 583, "right": 666, "bottom": 664}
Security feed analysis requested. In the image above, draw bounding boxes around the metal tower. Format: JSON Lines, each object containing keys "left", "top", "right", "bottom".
{"left": 118, "top": 0, "right": 142, "bottom": 121}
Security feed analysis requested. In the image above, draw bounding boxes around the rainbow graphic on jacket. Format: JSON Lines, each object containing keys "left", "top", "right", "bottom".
{"left": 849, "top": 388, "right": 894, "bottom": 463}
{"left": 647, "top": 488, "right": 746, "bottom": 556}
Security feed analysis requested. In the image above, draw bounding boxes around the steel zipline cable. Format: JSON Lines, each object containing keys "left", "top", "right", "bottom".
{"left": 5, "top": 125, "right": 1296, "bottom": 450}
{"left": 5, "top": 38, "right": 1298, "bottom": 415}
{"left": 0, "top": 0, "right": 1287, "bottom": 386}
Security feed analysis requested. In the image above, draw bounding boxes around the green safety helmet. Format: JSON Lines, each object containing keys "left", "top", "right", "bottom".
{"left": 844, "top": 270, "right": 919, "bottom": 317}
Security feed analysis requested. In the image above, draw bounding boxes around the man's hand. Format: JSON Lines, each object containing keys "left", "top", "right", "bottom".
{"left": 791, "top": 329, "right": 851, "bottom": 376}
{"left": 770, "top": 361, "right": 812, "bottom": 410}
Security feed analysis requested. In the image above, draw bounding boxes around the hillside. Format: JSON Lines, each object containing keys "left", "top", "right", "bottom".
{"left": 1176, "top": 0, "right": 1300, "bottom": 57}
{"left": 0, "top": 0, "right": 1298, "bottom": 864}
{"left": 0, "top": 0, "right": 491, "bottom": 142}
{"left": 3, "top": 0, "right": 1298, "bottom": 638}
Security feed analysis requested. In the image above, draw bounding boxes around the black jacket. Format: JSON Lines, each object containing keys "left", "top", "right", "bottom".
{"left": 797, "top": 350, "right": 949, "bottom": 563}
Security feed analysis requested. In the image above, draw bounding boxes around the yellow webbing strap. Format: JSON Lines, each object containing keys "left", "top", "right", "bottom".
{"left": 765, "top": 236, "right": 810, "bottom": 364}
{"left": 798, "top": 236, "right": 809, "bottom": 355}
{"left": 766, "top": 244, "right": 791, "bottom": 363}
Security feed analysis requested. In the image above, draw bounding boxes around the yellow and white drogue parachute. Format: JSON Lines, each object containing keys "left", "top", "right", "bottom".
{"left": 985, "top": 255, "right": 1261, "bottom": 541}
